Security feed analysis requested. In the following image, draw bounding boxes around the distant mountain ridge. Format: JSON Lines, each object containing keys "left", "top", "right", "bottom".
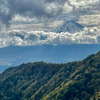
{"left": 1, "top": 44, "right": 100, "bottom": 73}
{"left": 54, "top": 20, "right": 84, "bottom": 33}
{"left": 0, "top": 50, "right": 100, "bottom": 100}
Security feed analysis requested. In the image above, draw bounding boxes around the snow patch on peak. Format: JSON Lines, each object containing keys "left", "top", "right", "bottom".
{"left": 54, "top": 20, "right": 84, "bottom": 33}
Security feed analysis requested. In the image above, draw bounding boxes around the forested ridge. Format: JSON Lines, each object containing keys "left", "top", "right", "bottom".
{"left": 0, "top": 51, "right": 100, "bottom": 100}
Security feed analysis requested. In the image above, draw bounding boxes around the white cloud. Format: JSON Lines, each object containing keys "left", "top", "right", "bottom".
{"left": 0, "top": 27, "right": 100, "bottom": 48}
{"left": 78, "top": 14, "right": 100, "bottom": 27}
{"left": 0, "top": 0, "right": 99, "bottom": 27}
{"left": 70, "top": 0, "right": 99, "bottom": 6}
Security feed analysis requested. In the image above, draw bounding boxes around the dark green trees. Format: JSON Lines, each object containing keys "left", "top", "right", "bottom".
{"left": 0, "top": 51, "right": 100, "bottom": 100}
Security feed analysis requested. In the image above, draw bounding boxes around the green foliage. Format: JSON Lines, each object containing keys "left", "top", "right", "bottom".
{"left": 0, "top": 51, "right": 100, "bottom": 100}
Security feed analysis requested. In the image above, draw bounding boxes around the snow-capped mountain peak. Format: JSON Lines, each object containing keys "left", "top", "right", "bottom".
{"left": 54, "top": 20, "right": 84, "bottom": 33}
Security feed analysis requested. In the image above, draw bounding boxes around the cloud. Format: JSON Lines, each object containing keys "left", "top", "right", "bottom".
{"left": 0, "top": 0, "right": 99, "bottom": 27}
{"left": 0, "top": 0, "right": 65, "bottom": 26}
{"left": 0, "top": 27, "right": 100, "bottom": 48}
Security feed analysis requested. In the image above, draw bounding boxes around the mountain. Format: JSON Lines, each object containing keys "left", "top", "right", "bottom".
{"left": 54, "top": 20, "right": 84, "bottom": 33}
{"left": 0, "top": 51, "right": 100, "bottom": 100}
{"left": 1, "top": 44, "right": 100, "bottom": 73}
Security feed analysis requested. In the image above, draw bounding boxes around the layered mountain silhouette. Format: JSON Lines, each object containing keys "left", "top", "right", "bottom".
{"left": 0, "top": 50, "right": 100, "bottom": 100}
{"left": 54, "top": 20, "right": 84, "bottom": 33}
{"left": 1, "top": 44, "right": 100, "bottom": 73}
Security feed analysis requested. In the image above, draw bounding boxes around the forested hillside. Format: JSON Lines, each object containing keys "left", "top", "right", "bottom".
{"left": 0, "top": 51, "right": 100, "bottom": 100}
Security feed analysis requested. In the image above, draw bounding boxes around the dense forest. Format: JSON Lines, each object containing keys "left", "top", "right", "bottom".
{"left": 0, "top": 51, "right": 100, "bottom": 100}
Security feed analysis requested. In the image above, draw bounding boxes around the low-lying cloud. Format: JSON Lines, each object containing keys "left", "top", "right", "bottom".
{"left": 0, "top": 27, "right": 100, "bottom": 48}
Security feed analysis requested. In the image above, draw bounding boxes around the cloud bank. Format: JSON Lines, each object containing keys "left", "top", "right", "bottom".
{"left": 0, "top": 0, "right": 99, "bottom": 26}
{"left": 0, "top": 27, "right": 100, "bottom": 48}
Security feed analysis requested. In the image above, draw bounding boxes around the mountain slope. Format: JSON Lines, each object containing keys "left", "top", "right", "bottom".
{"left": 0, "top": 51, "right": 100, "bottom": 100}
{"left": 54, "top": 20, "right": 84, "bottom": 33}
